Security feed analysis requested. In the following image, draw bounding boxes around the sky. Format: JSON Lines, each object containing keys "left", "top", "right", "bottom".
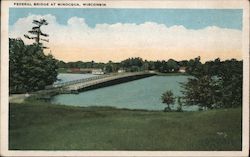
{"left": 9, "top": 8, "right": 243, "bottom": 62}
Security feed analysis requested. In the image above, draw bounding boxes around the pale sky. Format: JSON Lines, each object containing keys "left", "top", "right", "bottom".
{"left": 9, "top": 8, "right": 243, "bottom": 62}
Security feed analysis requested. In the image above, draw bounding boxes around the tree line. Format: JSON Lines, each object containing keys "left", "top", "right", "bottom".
{"left": 58, "top": 56, "right": 201, "bottom": 73}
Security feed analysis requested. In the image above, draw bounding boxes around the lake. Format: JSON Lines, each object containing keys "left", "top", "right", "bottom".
{"left": 51, "top": 74, "right": 199, "bottom": 111}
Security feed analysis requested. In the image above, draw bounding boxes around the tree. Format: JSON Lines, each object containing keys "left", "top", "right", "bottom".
{"left": 218, "top": 59, "right": 243, "bottom": 108}
{"left": 181, "top": 75, "right": 220, "bottom": 110}
{"left": 161, "top": 90, "right": 175, "bottom": 111}
{"left": 24, "top": 19, "right": 49, "bottom": 49}
{"left": 177, "top": 97, "right": 183, "bottom": 112}
{"left": 10, "top": 18, "right": 58, "bottom": 93}
{"left": 9, "top": 38, "right": 58, "bottom": 93}
{"left": 142, "top": 60, "right": 149, "bottom": 71}
{"left": 178, "top": 60, "right": 188, "bottom": 67}
{"left": 181, "top": 58, "right": 242, "bottom": 109}
{"left": 167, "top": 59, "right": 179, "bottom": 72}
{"left": 186, "top": 56, "right": 202, "bottom": 75}
{"left": 105, "top": 61, "right": 113, "bottom": 73}
{"left": 121, "top": 57, "right": 144, "bottom": 72}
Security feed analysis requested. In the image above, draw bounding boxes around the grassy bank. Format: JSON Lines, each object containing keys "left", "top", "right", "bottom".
{"left": 9, "top": 101, "right": 242, "bottom": 150}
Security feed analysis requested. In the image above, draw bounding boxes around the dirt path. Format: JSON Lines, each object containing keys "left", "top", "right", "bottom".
{"left": 9, "top": 94, "right": 29, "bottom": 103}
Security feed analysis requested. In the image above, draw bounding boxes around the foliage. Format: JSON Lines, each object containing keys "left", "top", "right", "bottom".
{"left": 182, "top": 58, "right": 242, "bottom": 109}
{"left": 217, "top": 60, "right": 243, "bottom": 108}
{"left": 161, "top": 90, "right": 175, "bottom": 111}
{"left": 181, "top": 75, "right": 220, "bottom": 109}
{"left": 57, "top": 57, "right": 201, "bottom": 74}
{"left": 176, "top": 97, "right": 183, "bottom": 112}
{"left": 9, "top": 38, "right": 58, "bottom": 93}
{"left": 185, "top": 56, "right": 202, "bottom": 75}
{"left": 59, "top": 60, "right": 104, "bottom": 69}
{"left": 167, "top": 59, "right": 179, "bottom": 72}
{"left": 121, "top": 57, "right": 144, "bottom": 72}
{"left": 24, "top": 19, "right": 49, "bottom": 48}
{"left": 104, "top": 61, "right": 119, "bottom": 73}
{"left": 56, "top": 56, "right": 208, "bottom": 74}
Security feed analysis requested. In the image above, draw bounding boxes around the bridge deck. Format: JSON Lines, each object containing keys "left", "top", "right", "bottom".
{"left": 64, "top": 72, "right": 155, "bottom": 92}
{"left": 43, "top": 72, "right": 155, "bottom": 94}
{"left": 34, "top": 72, "right": 156, "bottom": 98}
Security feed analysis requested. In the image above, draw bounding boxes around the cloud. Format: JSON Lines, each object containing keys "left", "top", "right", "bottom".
{"left": 9, "top": 14, "right": 242, "bottom": 62}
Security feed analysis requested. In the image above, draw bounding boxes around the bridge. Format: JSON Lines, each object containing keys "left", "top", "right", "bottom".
{"left": 38, "top": 71, "right": 156, "bottom": 97}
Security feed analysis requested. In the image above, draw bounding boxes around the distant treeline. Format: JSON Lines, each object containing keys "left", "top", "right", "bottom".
{"left": 58, "top": 56, "right": 204, "bottom": 73}
{"left": 58, "top": 57, "right": 242, "bottom": 75}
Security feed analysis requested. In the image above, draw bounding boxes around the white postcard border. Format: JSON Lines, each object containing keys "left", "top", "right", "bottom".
{"left": 1, "top": 0, "right": 249, "bottom": 156}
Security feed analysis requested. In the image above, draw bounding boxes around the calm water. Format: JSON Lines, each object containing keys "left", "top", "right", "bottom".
{"left": 54, "top": 73, "right": 95, "bottom": 85}
{"left": 51, "top": 74, "right": 198, "bottom": 111}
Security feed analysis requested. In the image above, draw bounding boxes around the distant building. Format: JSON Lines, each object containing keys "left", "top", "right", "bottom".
{"left": 148, "top": 70, "right": 156, "bottom": 73}
{"left": 80, "top": 68, "right": 93, "bottom": 73}
{"left": 70, "top": 68, "right": 81, "bottom": 73}
{"left": 179, "top": 67, "right": 186, "bottom": 73}
{"left": 118, "top": 69, "right": 126, "bottom": 73}
{"left": 92, "top": 69, "right": 105, "bottom": 75}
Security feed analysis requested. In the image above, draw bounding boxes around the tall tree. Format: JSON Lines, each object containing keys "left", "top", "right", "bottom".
{"left": 10, "top": 19, "right": 58, "bottom": 93}
{"left": 24, "top": 19, "right": 49, "bottom": 49}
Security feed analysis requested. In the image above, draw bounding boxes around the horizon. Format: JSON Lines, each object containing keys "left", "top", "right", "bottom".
{"left": 57, "top": 56, "right": 242, "bottom": 64}
{"left": 9, "top": 8, "right": 243, "bottom": 63}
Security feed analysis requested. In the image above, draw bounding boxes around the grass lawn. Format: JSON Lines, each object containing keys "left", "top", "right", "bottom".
{"left": 9, "top": 101, "right": 242, "bottom": 150}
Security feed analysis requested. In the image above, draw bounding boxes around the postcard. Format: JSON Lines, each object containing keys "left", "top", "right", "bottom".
{"left": 1, "top": 0, "right": 249, "bottom": 156}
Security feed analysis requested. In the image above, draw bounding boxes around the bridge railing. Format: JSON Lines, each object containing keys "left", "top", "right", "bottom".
{"left": 45, "top": 74, "right": 111, "bottom": 89}
{"left": 45, "top": 71, "right": 154, "bottom": 90}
